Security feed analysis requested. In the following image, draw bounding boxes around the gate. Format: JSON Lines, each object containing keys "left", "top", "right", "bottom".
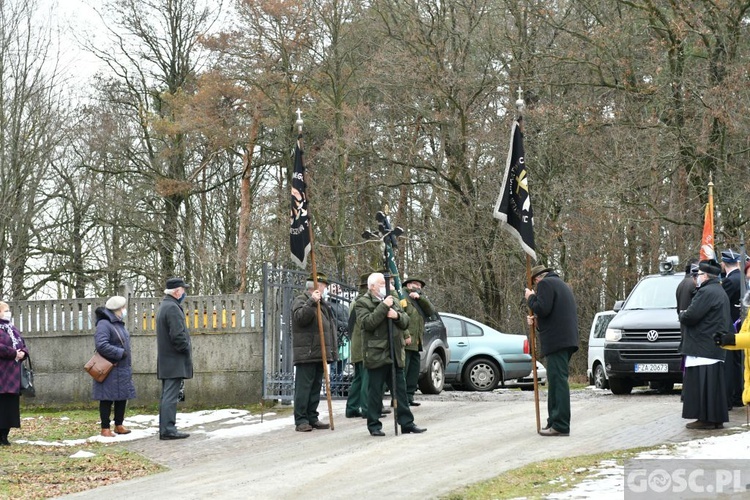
{"left": 262, "top": 263, "right": 357, "bottom": 401}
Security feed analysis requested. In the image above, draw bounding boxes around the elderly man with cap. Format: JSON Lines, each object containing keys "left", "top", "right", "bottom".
{"left": 156, "top": 277, "right": 193, "bottom": 440}
{"left": 524, "top": 264, "right": 579, "bottom": 436}
{"left": 720, "top": 249, "right": 744, "bottom": 409}
{"left": 401, "top": 275, "right": 436, "bottom": 407}
{"left": 93, "top": 295, "right": 136, "bottom": 437}
{"left": 679, "top": 259, "right": 731, "bottom": 429}
{"left": 345, "top": 272, "right": 371, "bottom": 419}
{"left": 291, "top": 272, "right": 338, "bottom": 432}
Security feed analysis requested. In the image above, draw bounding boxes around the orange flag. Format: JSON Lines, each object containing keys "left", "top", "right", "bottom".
{"left": 700, "top": 191, "right": 715, "bottom": 261}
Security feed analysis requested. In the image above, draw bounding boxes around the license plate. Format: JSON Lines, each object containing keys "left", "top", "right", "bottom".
{"left": 635, "top": 363, "right": 668, "bottom": 373}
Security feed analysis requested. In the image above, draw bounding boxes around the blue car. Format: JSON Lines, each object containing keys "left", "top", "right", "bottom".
{"left": 441, "top": 312, "right": 532, "bottom": 391}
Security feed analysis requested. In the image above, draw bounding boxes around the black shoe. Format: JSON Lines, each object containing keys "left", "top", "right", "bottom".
{"left": 159, "top": 431, "right": 190, "bottom": 440}
{"left": 409, "top": 401, "right": 421, "bottom": 407}
{"left": 345, "top": 411, "right": 363, "bottom": 418}
{"left": 0, "top": 438, "right": 9, "bottom": 446}
{"left": 401, "top": 425, "right": 426, "bottom": 434}
{"left": 370, "top": 430, "right": 385, "bottom": 436}
{"left": 311, "top": 421, "right": 330, "bottom": 430}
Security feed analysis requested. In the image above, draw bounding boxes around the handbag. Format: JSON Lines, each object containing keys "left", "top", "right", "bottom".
{"left": 84, "top": 351, "right": 115, "bottom": 383}
{"left": 20, "top": 357, "right": 35, "bottom": 397}
{"left": 84, "top": 324, "right": 125, "bottom": 383}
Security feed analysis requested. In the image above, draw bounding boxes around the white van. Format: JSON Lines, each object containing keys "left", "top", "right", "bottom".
{"left": 587, "top": 310, "right": 617, "bottom": 389}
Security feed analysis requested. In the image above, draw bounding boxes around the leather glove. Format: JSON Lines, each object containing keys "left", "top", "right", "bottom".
{"left": 714, "top": 333, "right": 736, "bottom": 346}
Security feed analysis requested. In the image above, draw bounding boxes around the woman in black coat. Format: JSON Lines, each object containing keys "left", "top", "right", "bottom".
{"left": 93, "top": 296, "right": 136, "bottom": 437}
{"left": 0, "top": 301, "right": 29, "bottom": 445}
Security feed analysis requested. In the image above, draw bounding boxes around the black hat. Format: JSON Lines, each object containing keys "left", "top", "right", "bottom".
{"left": 166, "top": 277, "right": 190, "bottom": 289}
{"left": 698, "top": 259, "right": 721, "bottom": 276}
{"left": 307, "top": 272, "right": 329, "bottom": 284}
{"left": 359, "top": 272, "right": 370, "bottom": 288}
{"left": 721, "top": 249, "right": 741, "bottom": 263}
{"left": 530, "top": 264, "right": 553, "bottom": 279}
{"left": 403, "top": 276, "right": 426, "bottom": 287}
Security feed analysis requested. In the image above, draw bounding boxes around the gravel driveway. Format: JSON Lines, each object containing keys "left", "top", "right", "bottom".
{"left": 58, "top": 387, "right": 748, "bottom": 499}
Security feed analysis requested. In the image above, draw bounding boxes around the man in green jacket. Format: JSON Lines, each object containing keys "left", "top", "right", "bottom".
{"left": 401, "top": 276, "right": 436, "bottom": 406}
{"left": 355, "top": 272, "right": 426, "bottom": 436}
{"left": 345, "top": 273, "right": 370, "bottom": 418}
{"left": 292, "top": 273, "right": 338, "bottom": 432}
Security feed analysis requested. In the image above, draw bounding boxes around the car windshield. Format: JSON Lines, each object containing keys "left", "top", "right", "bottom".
{"left": 622, "top": 275, "right": 681, "bottom": 310}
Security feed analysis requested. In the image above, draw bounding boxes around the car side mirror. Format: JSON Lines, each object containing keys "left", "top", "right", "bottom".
{"left": 613, "top": 300, "right": 624, "bottom": 312}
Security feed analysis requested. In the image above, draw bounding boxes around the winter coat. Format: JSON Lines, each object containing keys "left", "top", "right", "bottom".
{"left": 92, "top": 307, "right": 136, "bottom": 401}
{"left": 354, "top": 291, "right": 409, "bottom": 369}
{"left": 401, "top": 287, "right": 435, "bottom": 352}
{"left": 679, "top": 277, "right": 731, "bottom": 360}
{"left": 722, "top": 268, "right": 742, "bottom": 323}
{"left": 291, "top": 291, "right": 338, "bottom": 365}
{"left": 156, "top": 295, "right": 194, "bottom": 380}
{"left": 0, "top": 320, "right": 29, "bottom": 395}
{"left": 348, "top": 290, "right": 366, "bottom": 364}
{"left": 676, "top": 274, "right": 696, "bottom": 351}
{"left": 527, "top": 271, "right": 579, "bottom": 358}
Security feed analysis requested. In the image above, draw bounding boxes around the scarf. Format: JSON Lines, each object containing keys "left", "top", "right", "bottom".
{"left": 0, "top": 321, "right": 20, "bottom": 349}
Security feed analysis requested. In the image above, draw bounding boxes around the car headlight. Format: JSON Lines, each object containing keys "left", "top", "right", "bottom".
{"left": 605, "top": 328, "right": 623, "bottom": 342}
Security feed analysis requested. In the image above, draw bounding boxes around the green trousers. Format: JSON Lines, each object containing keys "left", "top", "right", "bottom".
{"left": 294, "top": 362, "right": 323, "bottom": 426}
{"left": 545, "top": 348, "right": 574, "bottom": 434}
{"left": 366, "top": 364, "right": 414, "bottom": 433}
{"left": 404, "top": 350, "right": 421, "bottom": 403}
{"left": 345, "top": 361, "right": 369, "bottom": 416}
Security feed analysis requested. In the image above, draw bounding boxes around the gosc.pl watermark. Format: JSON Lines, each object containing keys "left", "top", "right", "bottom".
{"left": 625, "top": 459, "right": 750, "bottom": 498}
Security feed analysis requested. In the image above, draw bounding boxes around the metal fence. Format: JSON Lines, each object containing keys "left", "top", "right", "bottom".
{"left": 262, "top": 263, "right": 357, "bottom": 401}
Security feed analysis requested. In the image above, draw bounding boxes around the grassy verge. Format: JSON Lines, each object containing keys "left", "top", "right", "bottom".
{"left": 1, "top": 407, "right": 162, "bottom": 499}
{"left": 444, "top": 448, "right": 650, "bottom": 500}
{"left": 3, "top": 402, "right": 283, "bottom": 499}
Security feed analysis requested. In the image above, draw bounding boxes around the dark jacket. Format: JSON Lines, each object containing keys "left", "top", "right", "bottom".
{"left": 354, "top": 291, "right": 409, "bottom": 369}
{"left": 292, "top": 291, "right": 338, "bottom": 365}
{"left": 527, "top": 272, "right": 579, "bottom": 358}
{"left": 92, "top": 307, "right": 136, "bottom": 401}
{"left": 0, "top": 321, "right": 29, "bottom": 395}
{"left": 156, "top": 295, "right": 194, "bottom": 379}
{"left": 348, "top": 290, "right": 367, "bottom": 364}
{"left": 680, "top": 277, "right": 731, "bottom": 360}
{"left": 329, "top": 298, "right": 350, "bottom": 340}
{"left": 401, "top": 287, "right": 435, "bottom": 352}
{"left": 676, "top": 274, "right": 697, "bottom": 350}
{"left": 722, "top": 268, "right": 742, "bottom": 323}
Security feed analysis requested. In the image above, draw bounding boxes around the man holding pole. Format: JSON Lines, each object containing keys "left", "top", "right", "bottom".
{"left": 525, "top": 264, "right": 579, "bottom": 437}
{"left": 291, "top": 273, "right": 338, "bottom": 432}
{"left": 355, "top": 272, "right": 425, "bottom": 436}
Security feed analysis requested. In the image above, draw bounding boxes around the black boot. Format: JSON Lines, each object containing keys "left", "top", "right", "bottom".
{"left": 0, "top": 429, "right": 10, "bottom": 446}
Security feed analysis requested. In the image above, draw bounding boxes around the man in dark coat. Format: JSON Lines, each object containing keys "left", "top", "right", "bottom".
{"left": 525, "top": 264, "right": 579, "bottom": 437}
{"left": 292, "top": 273, "right": 338, "bottom": 432}
{"left": 676, "top": 260, "right": 699, "bottom": 352}
{"left": 401, "top": 276, "right": 436, "bottom": 406}
{"left": 720, "top": 249, "right": 744, "bottom": 409}
{"left": 355, "top": 272, "right": 425, "bottom": 436}
{"left": 679, "top": 259, "right": 731, "bottom": 429}
{"left": 156, "top": 277, "right": 193, "bottom": 440}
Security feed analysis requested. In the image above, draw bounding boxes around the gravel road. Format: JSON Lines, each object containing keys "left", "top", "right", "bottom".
{"left": 58, "top": 387, "right": 749, "bottom": 499}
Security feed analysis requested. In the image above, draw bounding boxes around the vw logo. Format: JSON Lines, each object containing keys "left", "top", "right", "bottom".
{"left": 646, "top": 330, "right": 659, "bottom": 342}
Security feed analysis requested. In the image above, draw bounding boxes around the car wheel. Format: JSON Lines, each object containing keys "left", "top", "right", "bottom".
{"left": 608, "top": 377, "right": 633, "bottom": 395}
{"left": 463, "top": 358, "right": 500, "bottom": 392}
{"left": 594, "top": 364, "right": 608, "bottom": 390}
{"left": 418, "top": 353, "right": 445, "bottom": 395}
